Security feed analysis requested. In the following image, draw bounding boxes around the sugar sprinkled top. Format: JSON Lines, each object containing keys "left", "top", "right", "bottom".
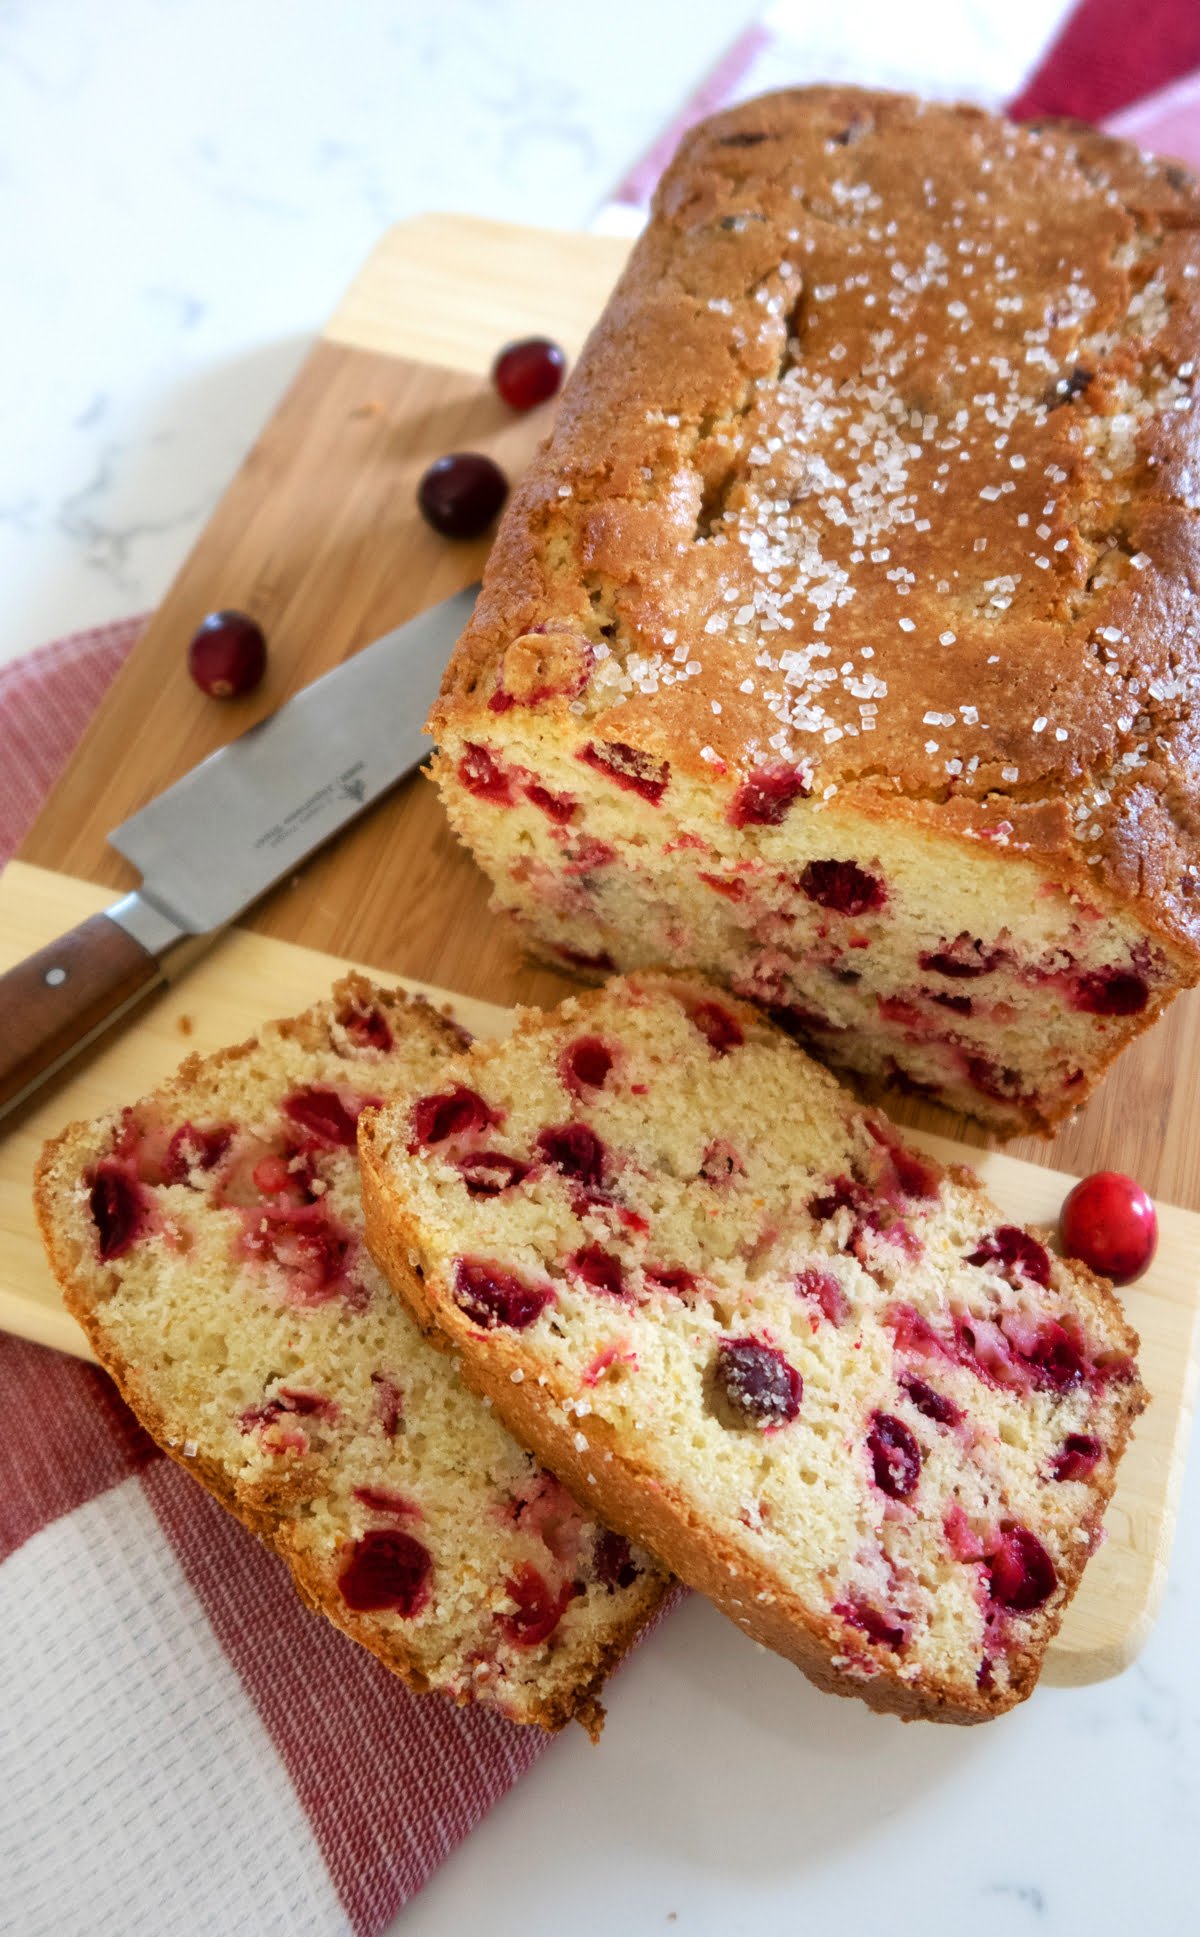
{"left": 538, "top": 112, "right": 1199, "bottom": 818}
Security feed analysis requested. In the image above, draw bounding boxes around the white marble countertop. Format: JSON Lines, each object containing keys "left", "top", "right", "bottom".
{"left": 4, "top": 4, "right": 1196, "bottom": 1934}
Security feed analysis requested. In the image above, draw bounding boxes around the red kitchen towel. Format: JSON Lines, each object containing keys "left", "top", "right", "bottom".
{"left": 1010, "top": 0, "right": 1200, "bottom": 122}
{"left": 0, "top": 617, "right": 145, "bottom": 870}
{"left": 3, "top": 5, "right": 1198, "bottom": 1932}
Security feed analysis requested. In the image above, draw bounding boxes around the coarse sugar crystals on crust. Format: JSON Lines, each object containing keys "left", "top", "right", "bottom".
{"left": 429, "top": 85, "right": 1200, "bottom": 1133}
{"left": 359, "top": 971, "right": 1147, "bottom": 1725}
{"left": 34, "top": 976, "right": 668, "bottom": 1734}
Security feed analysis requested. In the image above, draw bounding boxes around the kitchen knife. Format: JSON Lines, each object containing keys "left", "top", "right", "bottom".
{"left": 0, "top": 583, "right": 478, "bottom": 1122}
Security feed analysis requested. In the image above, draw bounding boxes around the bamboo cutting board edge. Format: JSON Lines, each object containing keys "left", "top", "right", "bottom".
{"left": 3, "top": 858, "right": 1196, "bottom": 1689}
{"left": 324, "top": 212, "right": 633, "bottom": 371}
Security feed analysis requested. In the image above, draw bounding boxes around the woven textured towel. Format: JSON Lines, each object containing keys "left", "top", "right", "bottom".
{"left": 3, "top": 8, "right": 1198, "bottom": 1931}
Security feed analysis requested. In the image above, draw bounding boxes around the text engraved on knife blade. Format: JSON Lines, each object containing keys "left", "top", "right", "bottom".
{"left": 252, "top": 760, "right": 370, "bottom": 852}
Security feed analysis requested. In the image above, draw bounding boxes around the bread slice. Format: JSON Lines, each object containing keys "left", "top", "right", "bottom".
{"left": 34, "top": 976, "right": 668, "bottom": 1734}
{"left": 358, "top": 970, "right": 1147, "bottom": 1723}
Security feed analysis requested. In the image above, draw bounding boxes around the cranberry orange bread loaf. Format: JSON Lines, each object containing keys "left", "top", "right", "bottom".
{"left": 34, "top": 977, "right": 668, "bottom": 1734}
{"left": 429, "top": 86, "right": 1200, "bottom": 1133}
{"left": 359, "top": 971, "right": 1147, "bottom": 1723}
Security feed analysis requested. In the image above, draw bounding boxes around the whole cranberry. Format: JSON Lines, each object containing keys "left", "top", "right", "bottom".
{"left": 1060, "top": 1171, "right": 1158, "bottom": 1285}
{"left": 492, "top": 337, "right": 567, "bottom": 411}
{"left": 453, "top": 1255, "right": 553, "bottom": 1329}
{"left": 498, "top": 1562, "right": 573, "bottom": 1646}
{"left": 88, "top": 1162, "right": 149, "bottom": 1261}
{"left": 594, "top": 1530, "right": 639, "bottom": 1591}
{"left": 417, "top": 453, "right": 508, "bottom": 539}
{"left": 187, "top": 610, "right": 267, "bottom": 699}
{"left": 338, "top": 1529, "right": 431, "bottom": 1616}
{"left": 867, "top": 1412, "right": 921, "bottom": 1499}
{"left": 799, "top": 858, "right": 887, "bottom": 917}
{"left": 712, "top": 1336, "right": 802, "bottom": 1428}
{"left": 412, "top": 1085, "right": 498, "bottom": 1147}
{"left": 561, "top": 1036, "right": 614, "bottom": 1095}
{"left": 986, "top": 1525, "right": 1057, "bottom": 1612}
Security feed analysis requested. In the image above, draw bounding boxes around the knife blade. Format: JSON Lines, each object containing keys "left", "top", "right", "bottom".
{"left": 0, "top": 583, "right": 477, "bottom": 1122}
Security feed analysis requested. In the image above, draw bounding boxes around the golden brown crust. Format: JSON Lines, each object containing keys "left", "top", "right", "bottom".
{"left": 432, "top": 85, "right": 1200, "bottom": 967}
{"left": 358, "top": 972, "right": 1148, "bottom": 1725}
{"left": 33, "top": 976, "right": 666, "bottom": 1736}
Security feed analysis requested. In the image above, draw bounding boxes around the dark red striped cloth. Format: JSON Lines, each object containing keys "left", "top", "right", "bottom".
{"left": 1011, "top": 0, "right": 1200, "bottom": 123}
{"left": 0, "top": 616, "right": 144, "bottom": 869}
{"left": 0, "top": 1332, "right": 159, "bottom": 1563}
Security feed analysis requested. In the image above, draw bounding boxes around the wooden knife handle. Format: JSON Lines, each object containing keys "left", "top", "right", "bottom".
{"left": 0, "top": 914, "right": 164, "bottom": 1121}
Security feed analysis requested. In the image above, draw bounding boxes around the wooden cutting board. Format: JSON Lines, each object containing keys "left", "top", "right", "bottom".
{"left": 4, "top": 214, "right": 1199, "bottom": 1685}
